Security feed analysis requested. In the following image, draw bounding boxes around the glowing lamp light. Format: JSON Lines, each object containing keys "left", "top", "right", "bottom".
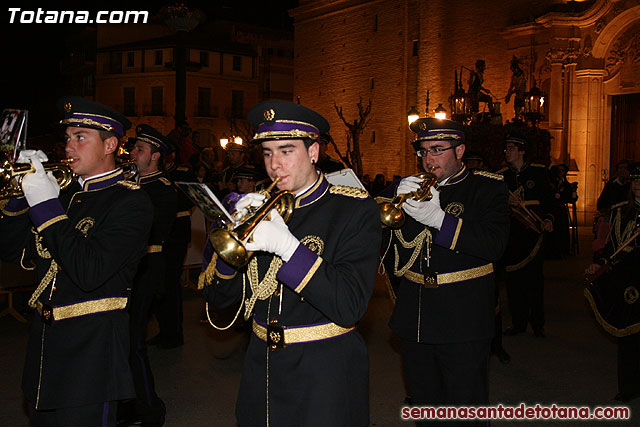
{"left": 219, "top": 134, "right": 229, "bottom": 149}
{"left": 234, "top": 136, "right": 243, "bottom": 145}
{"left": 434, "top": 103, "right": 447, "bottom": 120}
{"left": 407, "top": 106, "right": 420, "bottom": 125}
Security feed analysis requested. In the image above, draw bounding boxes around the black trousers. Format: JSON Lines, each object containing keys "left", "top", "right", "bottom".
{"left": 29, "top": 401, "right": 116, "bottom": 427}
{"left": 506, "top": 249, "right": 545, "bottom": 331}
{"left": 155, "top": 241, "right": 188, "bottom": 345}
{"left": 618, "top": 334, "right": 640, "bottom": 394}
{"left": 129, "top": 290, "right": 165, "bottom": 422}
{"left": 401, "top": 339, "right": 490, "bottom": 426}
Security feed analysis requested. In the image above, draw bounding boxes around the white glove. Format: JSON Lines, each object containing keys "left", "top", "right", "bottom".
{"left": 21, "top": 157, "right": 60, "bottom": 207}
{"left": 403, "top": 186, "right": 446, "bottom": 229}
{"left": 245, "top": 209, "right": 300, "bottom": 262}
{"left": 396, "top": 175, "right": 422, "bottom": 196}
{"left": 17, "top": 149, "right": 48, "bottom": 164}
{"left": 233, "top": 192, "right": 266, "bottom": 220}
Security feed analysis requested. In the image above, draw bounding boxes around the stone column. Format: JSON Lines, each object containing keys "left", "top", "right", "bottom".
{"left": 547, "top": 58, "right": 565, "bottom": 163}
{"left": 569, "top": 68, "right": 607, "bottom": 224}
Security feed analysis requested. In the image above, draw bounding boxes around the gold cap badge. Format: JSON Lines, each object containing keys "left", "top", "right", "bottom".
{"left": 64, "top": 102, "right": 72, "bottom": 113}
{"left": 264, "top": 108, "right": 275, "bottom": 121}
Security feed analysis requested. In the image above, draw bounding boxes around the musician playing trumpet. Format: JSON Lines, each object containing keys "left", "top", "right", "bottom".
{"left": 498, "top": 134, "right": 554, "bottom": 338}
{"left": 199, "top": 100, "right": 380, "bottom": 426}
{"left": 379, "top": 118, "right": 509, "bottom": 417}
{"left": 584, "top": 162, "right": 640, "bottom": 402}
{"left": 0, "top": 97, "right": 153, "bottom": 426}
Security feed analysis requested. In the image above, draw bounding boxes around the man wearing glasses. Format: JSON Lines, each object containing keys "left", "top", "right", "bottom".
{"left": 380, "top": 118, "right": 509, "bottom": 416}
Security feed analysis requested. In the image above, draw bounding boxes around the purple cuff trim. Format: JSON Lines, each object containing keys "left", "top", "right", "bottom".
{"left": 216, "top": 257, "right": 236, "bottom": 276}
{"left": 4, "top": 197, "right": 29, "bottom": 213}
{"left": 258, "top": 121, "right": 319, "bottom": 135}
{"left": 28, "top": 198, "right": 66, "bottom": 229}
{"left": 276, "top": 244, "right": 318, "bottom": 290}
{"left": 434, "top": 213, "right": 459, "bottom": 247}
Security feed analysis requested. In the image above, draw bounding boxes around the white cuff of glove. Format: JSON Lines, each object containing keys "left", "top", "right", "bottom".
{"left": 403, "top": 199, "right": 446, "bottom": 229}
{"left": 244, "top": 209, "right": 300, "bottom": 262}
{"left": 21, "top": 158, "right": 60, "bottom": 207}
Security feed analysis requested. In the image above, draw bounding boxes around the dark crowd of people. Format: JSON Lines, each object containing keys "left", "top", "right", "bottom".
{"left": 0, "top": 95, "right": 638, "bottom": 427}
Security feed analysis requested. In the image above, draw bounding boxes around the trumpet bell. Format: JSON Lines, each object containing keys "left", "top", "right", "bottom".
{"left": 377, "top": 171, "right": 437, "bottom": 228}
{"left": 380, "top": 203, "right": 405, "bottom": 228}
{"left": 209, "top": 229, "right": 249, "bottom": 268}
{"left": 209, "top": 189, "right": 295, "bottom": 268}
{"left": 0, "top": 153, "right": 74, "bottom": 199}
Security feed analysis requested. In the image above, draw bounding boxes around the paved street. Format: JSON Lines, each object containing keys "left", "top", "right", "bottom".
{"left": 1, "top": 228, "right": 637, "bottom": 426}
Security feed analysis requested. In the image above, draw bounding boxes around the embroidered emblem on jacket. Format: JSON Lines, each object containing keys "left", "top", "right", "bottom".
{"left": 75, "top": 217, "right": 96, "bottom": 237}
{"left": 300, "top": 235, "right": 324, "bottom": 255}
{"left": 445, "top": 202, "right": 464, "bottom": 217}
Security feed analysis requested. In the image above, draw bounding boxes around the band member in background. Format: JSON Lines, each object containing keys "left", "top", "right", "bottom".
{"left": 316, "top": 133, "right": 345, "bottom": 173}
{"left": 498, "top": 135, "right": 554, "bottom": 338}
{"left": 221, "top": 165, "right": 259, "bottom": 212}
{"left": 585, "top": 162, "right": 640, "bottom": 402}
{"left": 0, "top": 96, "right": 153, "bottom": 426}
{"left": 199, "top": 100, "right": 380, "bottom": 426}
{"left": 380, "top": 118, "right": 509, "bottom": 418}
{"left": 148, "top": 142, "right": 197, "bottom": 349}
{"left": 221, "top": 142, "right": 247, "bottom": 195}
{"left": 122, "top": 125, "right": 178, "bottom": 425}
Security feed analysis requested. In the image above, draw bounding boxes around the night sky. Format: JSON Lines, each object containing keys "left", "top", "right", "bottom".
{"left": 1, "top": 0, "right": 297, "bottom": 138}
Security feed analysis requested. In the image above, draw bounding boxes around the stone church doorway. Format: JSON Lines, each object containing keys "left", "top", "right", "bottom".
{"left": 610, "top": 93, "right": 640, "bottom": 172}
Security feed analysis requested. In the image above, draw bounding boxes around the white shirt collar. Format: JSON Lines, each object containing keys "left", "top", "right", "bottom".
{"left": 77, "top": 169, "right": 118, "bottom": 187}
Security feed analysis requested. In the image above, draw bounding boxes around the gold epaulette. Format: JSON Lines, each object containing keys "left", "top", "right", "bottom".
{"left": 530, "top": 163, "right": 546, "bottom": 168}
{"left": 117, "top": 180, "right": 140, "bottom": 190}
{"left": 473, "top": 170, "right": 504, "bottom": 181}
{"left": 177, "top": 166, "right": 189, "bottom": 172}
{"left": 329, "top": 185, "right": 369, "bottom": 199}
{"left": 496, "top": 167, "right": 508, "bottom": 174}
{"left": 159, "top": 177, "right": 172, "bottom": 185}
{"left": 611, "top": 201, "right": 629, "bottom": 210}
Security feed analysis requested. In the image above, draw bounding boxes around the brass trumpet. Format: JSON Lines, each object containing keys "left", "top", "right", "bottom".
{"left": 378, "top": 171, "right": 438, "bottom": 228}
{"left": 0, "top": 152, "right": 74, "bottom": 199}
{"left": 209, "top": 177, "right": 295, "bottom": 268}
{"left": 508, "top": 190, "right": 545, "bottom": 234}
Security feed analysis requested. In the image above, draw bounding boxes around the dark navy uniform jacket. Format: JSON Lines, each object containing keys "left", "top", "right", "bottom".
{"left": 498, "top": 162, "right": 554, "bottom": 270}
{"left": 134, "top": 171, "right": 178, "bottom": 296}
{"left": 0, "top": 169, "right": 152, "bottom": 410}
{"left": 383, "top": 165, "right": 509, "bottom": 343}
{"left": 165, "top": 163, "right": 196, "bottom": 245}
{"left": 201, "top": 173, "right": 380, "bottom": 427}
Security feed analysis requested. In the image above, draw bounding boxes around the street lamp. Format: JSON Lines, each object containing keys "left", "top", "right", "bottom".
{"left": 434, "top": 103, "right": 447, "bottom": 120}
{"left": 234, "top": 136, "right": 243, "bottom": 145}
{"left": 407, "top": 106, "right": 420, "bottom": 125}
{"left": 162, "top": 4, "right": 205, "bottom": 128}
{"left": 523, "top": 81, "right": 544, "bottom": 126}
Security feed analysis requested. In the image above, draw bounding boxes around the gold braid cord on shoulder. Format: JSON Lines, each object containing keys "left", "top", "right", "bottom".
{"left": 198, "top": 253, "right": 219, "bottom": 290}
{"left": 393, "top": 228, "right": 430, "bottom": 277}
{"left": 27, "top": 230, "right": 59, "bottom": 309}
{"left": 614, "top": 208, "right": 636, "bottom": 254}
{"left": 245, "top": 256, "right": 282, "bottom": 320}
